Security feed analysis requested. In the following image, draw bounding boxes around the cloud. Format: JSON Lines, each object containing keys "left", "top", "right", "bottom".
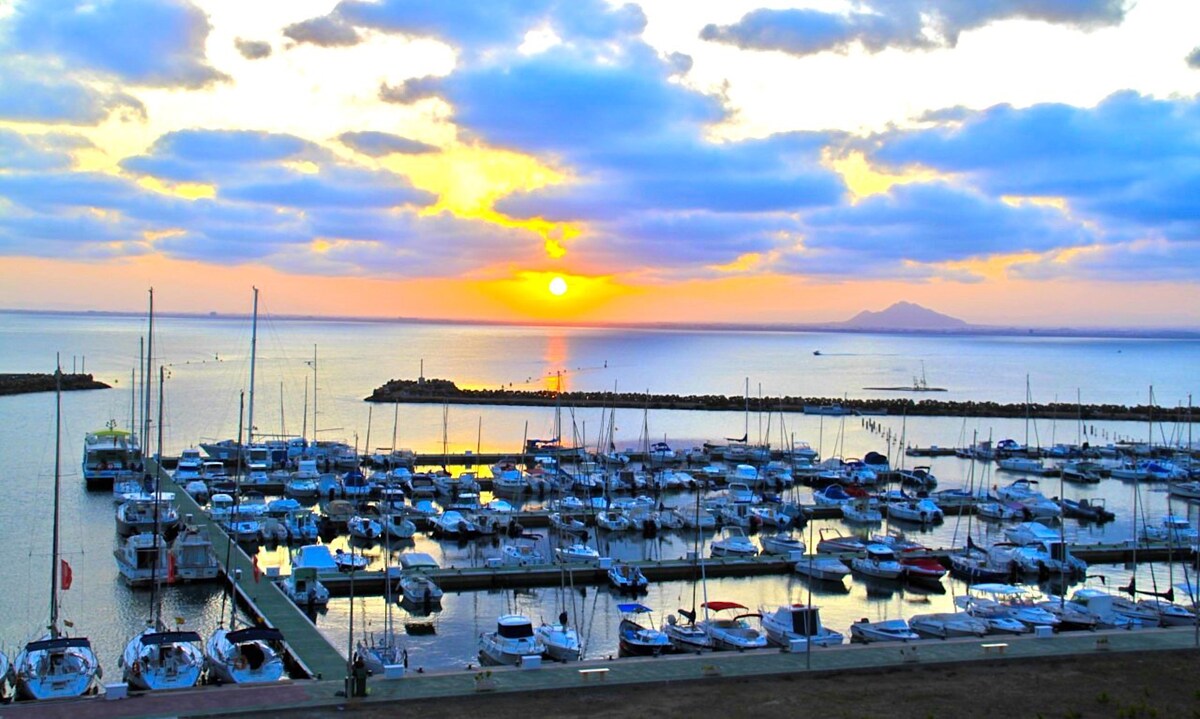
{"left": 338, "top": 131, "right": 439, "bottom": 156}
{"left": 0, "top": 59, "right": 147, "bottom": 125}
{"left": 701, "top": 1, "right": 1128, "bottom": 57}
{"left": 1188, "top": 47, "right": 1200, "bottom": 68}
{"left": 378, "top": 77, "right": 442, "bottom": 104}
{"left": 291, "top": 0, "right": 645, "bottom": 56}
{"left": 283, "top": 15, "right": 361, "bottom": 48}
{"left": 234, "top": 38, "right": 272, "bottom": 60}
{"left": 0, "top": 130, "right": 89, "bottom": 171}
{"left": 1009, "top": 239, "right": 1200, "bottom": 281}
{"left": 7, "top": 0, "right": 228, "bottom": 89}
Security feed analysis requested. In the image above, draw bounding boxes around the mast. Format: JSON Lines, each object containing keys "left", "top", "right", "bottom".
{"left": 50, "top": 364, "right": 62, "bottom": 637}
{"left": 311, "top": 345, "right": 318, "bottom": 443}
{"left": 143, "top": 289, "right": 154, "bottom": 457}
{"left": 152, "top": 365, "right": 165, "bottom": 631}
{"left": 247, "top": 287, "right": 259, "bottom": 447}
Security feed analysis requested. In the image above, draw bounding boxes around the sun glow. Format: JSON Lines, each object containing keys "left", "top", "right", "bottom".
{"left": 548, "top": 276, "right": 568, "bottom": 296}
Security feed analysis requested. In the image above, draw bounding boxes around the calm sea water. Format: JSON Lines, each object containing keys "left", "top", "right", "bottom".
{"left": 1, "top": 310, "right": 1197, "bottom": 673}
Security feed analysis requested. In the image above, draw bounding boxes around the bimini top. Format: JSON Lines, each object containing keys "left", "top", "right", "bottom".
{"left": 701, "top": 601, "right": 748, "bottom": 612}
{"left": 617, "top": 603, "right": 653, "bottom": 614}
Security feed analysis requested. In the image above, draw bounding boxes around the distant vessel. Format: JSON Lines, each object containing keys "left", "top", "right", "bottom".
{"left": 863, "top": 361, "right": 947, "bottom": 392}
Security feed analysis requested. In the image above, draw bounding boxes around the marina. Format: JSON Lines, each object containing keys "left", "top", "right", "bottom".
{"left": 1, "top": 311, "right": 1199, "bottom": 710}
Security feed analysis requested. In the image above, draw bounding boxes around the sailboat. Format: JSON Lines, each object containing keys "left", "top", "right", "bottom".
{"left": 357, "top": 514, "right": 406, "bottom": 674}
{"left": 204, "top": 389, "right": 287, "bottom": 685}
{"left": 122, "top": 356, "right": 206, "bottom": 691}
{"left": 664, "top": 490, "right": 714, "bottom": 652}
{"left": 14, "top": 367, "right": 103, "bottom": 700}
{"left": 536, "top": 563, "right": 582, "bottom": 662}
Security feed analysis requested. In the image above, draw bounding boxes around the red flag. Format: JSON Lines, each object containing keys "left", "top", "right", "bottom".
{"left": 252, "top": 554, "right": 261, "bottom": 584}
{"left": 167, "top": 550, "right": 177, "bottom": 585}
{"left": 61, "top": 559, "right": 73, "bottom": 590}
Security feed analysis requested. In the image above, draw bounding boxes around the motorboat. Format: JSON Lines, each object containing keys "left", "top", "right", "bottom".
{"left": 120, "top": 627, "right": 205, "bottom": 691}
{"left": 908, "top": 612, "right": 988, "bottom": 639}
{"left": 956, "top": 584, "right": 1058, "bottom": 633}
{"left": 1135, "top": 598, "right": 1196, "bottom": 627}
{"left": 759, "top": 604, "right": 844, "bottom": 649}
{"left": 172, "top": 448, "right": 204, "bottom": 481}
{"left": 759, "top": 531, "right": 805, "bottom": 556}
{"left": 816, "top": 528, "right": 867, "bottom": 554}
{"left": 1069, "top": 588, "right": 1156, "bottom": 628}
{"left": 885, "top": 498, "right": 944, "bottom": 525}
{"left": 347, "top": 515, "right": 383, "bottom": 541}
{"left": 711, "top": 526, "right": 758, "bottom": 557}
{"left": 478, "top": 615, "right": 544, "bottom": 666}
{"left": 901, "top": 555, "right": 948, "bottom": 584}
{"left": 607, "top": 562, "right": 649, "bottom": 592}
{"left": 497, "top": 537, "right": 540, "bottom": 568}
{"left": 554, "top": 543, "right": 600, "bottom": 564}
{"left": 841, "top": 499, "right": 883, "bottom": 523}
{"left": 698, "top": 601, "right": 767, "bottom": 651}
{"left": 548, "top": 512, "right": 588, "bottom": 537}
{"left": 848, "top": 618, "right": 921, "bottom": 643}
{"left": 1061, "top": 497, "right": 1115, "bottom": 522}
{"left": 1168, "top": 481, "right": 1200, "bottom": 501}
{"left": 535, "top": 613, "right": 581, "bottom": 662}
{"left": 813, "top": 484, "right": 856, "bottom": 507}
{"left": 116, "top": 492, "right": 180, "bottom": 538}
{"left": 490, "top": 461, "right": 530, "bottom": 495}
{"left": 168, "top": 523, "right": 220, "bottom": 582}
{"left": 285, "top": 460, "right": 321, "bottom": 499}
{"left": 82, "top": 427, "right": 143, "bottom": 490}
{"left": 998, "top": 456, "right": 1052, "bottom": 475}
{"left": 1036, "top": 597, "right": 1099, "bottom": 631}
{"left": 617, "top": 603, "right": 673, "bottom": 656}
{"left": 1004, "top": 521, "right": 1059, "bottom": 546}
{"left": 1059, "top": 460, "right": 1104, "bottom": 484}
{"left": 896, "top": 465, "right": 938, "bottom": 489}
{"left": 182, "top": 479, "right": 210, "bottom": 504}
{"left": 279, "top": 567, "right": 329, "bottom": 608}
{"left": 382, "top": 512, "right": 417, "bottom": 540}
{"left": 948, "top": 540, "right": 1011, "bottom": 584}
{"left": 850, "top": 544, "right": 904, "bottom": 580}
{"left": 794, "top": 555, "right": 851, "bottom": 583}
{"left": 1139, "top": 515, "right": 1199, "bottom": 545}
{"left": 282, "top": 508, "right": 320, "bottom": 543}
{"left": 398, "top": 552, "right": 443, "bottom": 606}
{"left": 976, "top": 501, "right": 1022, "bottom": 521}
{"left": 204, "top": 627, "right": 286, "bottom": 684}
{"left": 114, "top": 532, "right": 169, "bottom": 587}
{"left": 333, "top": 548, "right": 369, "bottom": 572}
{"left": 647, "top": 441, "right": 677, "bottom": 466}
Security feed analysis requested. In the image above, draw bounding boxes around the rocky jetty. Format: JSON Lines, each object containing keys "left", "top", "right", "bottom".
{"left": 0, "top": 373, "right": 110, "bottom": 396}
{"left": 366, "top": 378, "right": 1190, "bottom": 422}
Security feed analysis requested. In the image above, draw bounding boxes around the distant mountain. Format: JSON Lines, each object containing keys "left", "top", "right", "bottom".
{"left": 838, "top": 302, "right": 970, "bottom": 330}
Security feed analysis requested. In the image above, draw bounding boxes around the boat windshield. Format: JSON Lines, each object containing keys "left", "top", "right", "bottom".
{"left": 789, "top": 608, "right": 817, "bottom": 636}
{"left": 497, "top": 622, "right": 533, "bottom": 639}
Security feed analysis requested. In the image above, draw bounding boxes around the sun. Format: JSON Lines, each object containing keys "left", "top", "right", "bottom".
{"left": 548, "top": 276, "right": 568, "bottom": 296}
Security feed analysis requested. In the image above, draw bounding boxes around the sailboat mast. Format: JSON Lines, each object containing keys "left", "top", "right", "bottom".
{"left": 152, "top": 365, "right": 165, "bottom": 630}
{"left": 247, "top": 287, "right": 259, "bottom": 447}
{"left": 50, "top": 364, "right": 62, "bottom": 637}
{"left": 143, "top": 289, "right": 154, "bottom": 459}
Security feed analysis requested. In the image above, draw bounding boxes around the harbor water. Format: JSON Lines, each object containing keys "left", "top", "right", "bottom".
{"left": 1, "top": 310, "right": 1198, "bottom": 674}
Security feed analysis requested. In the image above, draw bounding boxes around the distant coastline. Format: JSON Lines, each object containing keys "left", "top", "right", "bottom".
{"left": 3, "top": 308, "right": 1198, "bottom": 341}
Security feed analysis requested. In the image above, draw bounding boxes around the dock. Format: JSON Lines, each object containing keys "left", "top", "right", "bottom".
{"left": 150, "top": 460, "right": 348, "bottom": 682}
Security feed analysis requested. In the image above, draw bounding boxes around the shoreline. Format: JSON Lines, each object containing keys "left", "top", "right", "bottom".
{"left": 366, "top": 378, "right": 1196, "bottom": 423}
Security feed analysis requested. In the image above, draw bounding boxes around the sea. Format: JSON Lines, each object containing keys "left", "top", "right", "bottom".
{"left": 0, "top": 309, "right": 1198, "bottom": 674}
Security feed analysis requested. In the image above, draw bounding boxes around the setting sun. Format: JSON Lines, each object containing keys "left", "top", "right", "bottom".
{"left": 548, "top": 276, "right": 568, "bottom": 296}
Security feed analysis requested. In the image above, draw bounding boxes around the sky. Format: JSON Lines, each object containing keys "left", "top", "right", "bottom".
{"left": 0, "top": 0, "right": 1198, "bottom": 328}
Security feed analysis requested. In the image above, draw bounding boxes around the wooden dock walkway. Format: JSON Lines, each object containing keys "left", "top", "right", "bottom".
{"left": 150, "top": 460, "right": 348, "bottom": 682}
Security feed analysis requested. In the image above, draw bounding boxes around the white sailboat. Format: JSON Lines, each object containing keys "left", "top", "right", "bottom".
{"left": 15, "top": 367, "right": 102, "bottom": 700}
{"left": 357, "top": 515, "right": 406, "bottom": 675}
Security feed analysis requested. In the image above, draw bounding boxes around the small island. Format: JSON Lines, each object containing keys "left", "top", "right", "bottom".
{"left": 0, "top": 373, "right": 111, "bottom": 396}
{"left": 366, "top": 378, "right": 1190, "bottom": 422}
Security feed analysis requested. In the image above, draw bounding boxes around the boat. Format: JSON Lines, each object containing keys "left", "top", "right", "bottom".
{"left": 901, "top": 555, "right": 948, "bottom": 584}
{"left": 168, "top": 523, "right": 221, "bottom": 582}
{"left": 647, "top": 441, "right": 677, "bottom": 466}
{"left": 1139, "top": 515, "right": 1199, "bottom": 545}
{"left": 607, "top": 562, "right": 649, "bottom": 592}
{"left": 948, "top": 539, "right": 1011, "bottom": 584}
{"left": 976, "top": 500, "right": 1022, "bottom": 521}
{"left": 357, "top": 518, "right": 406, "bottom": 675}
{"left": 896, "top": 465, "right": 938, "bottom": 489}
{"left": 114, "top": 532, "right": 169, "bottom": 587}
{"left": 696, "top": 601, "right": 766, "bottom": 651}
{"left": 759, "top": 531, "right": 805, "bottom": 556}
{"left": 813, "top": 484, "right": 856, "bottom": 507}
{"left": 535, "top": 611, "right": 581, "bottom": 662}
{"left": 204, "top": 627, "right": 286, "bottom": 684}
{"left": 116, "top": 491, "right": 181, "bottom": 538}
{"left": 759, "top": 604, "right": 844, "bottom": 649}
{"left": 794, "top": 555, "right": 851, "bottom": 583}
{"left": 279, "top": 566, "right": 329, "bottom": 608}
{"left": 1168, "top": 481, "right": 1200, "bottom": 500}
{"left": 82, "top": 426, "right": 143, "bottom": 491}
{"left": 710, "top": 526, "right": 758, "bottom": 557}
{"left": 998, "top": 456, "right": 1054, "bottom": 475}
{"left": 617, "top": 603, "right": 673, "bottom": 656}
{"left": 1061, "top": 497, "right": 1115, "bottom": 522}
{"left": 347, "top": 515, "right": 384, "bottom": 541}
{"left": 1036, "top": 597, "right": 1099, "bottom": 631}
{"left": 842, "top": 498, "right": 883, "bottom": 523}
{"left": 885, "top": 498, "right": 944, "bottom": 525}
{"left": 1069, "top": 587, "right": 1157, "bottom": 628}
{"left": 381, "top": 512, "right": 417, "bottom": 540}
{"left": 502, "top": 537, "right": 545, "bottom": 566}
{"left": 1004, "top": 521, "right": 1060, "bottom": 546}
{"left": 955, "top": 584, "right": 1058, "bottom": 633}
{"left": 908, "top": 612, "right": 988, "bottom": 639}
{"left": 478, "top": 615, "right": 544, "bottom": 666}
{"left": 120, "top": 626, "right": 205, "bottom": 691}
{"left": 15, "top": 369, "right": 102, "bottom": 700}
{"left": 595, "top": 509, "right": 632, "bottom": 532}
{"left": 398, "top": 552, "right": 443, "bottom": 606}
{"left": 850, "top": 544, "right": 904, "bottom": 579}
{"left": 848, "top": 618, "right": 921, "bottom": 643}
{"left": 284, "top": 460, "right": 321, "bottom": 499}
{"left": 554, "top": 543, "right": 600, "bottom": 564}
{"left": 815, "top": 528, "right": 867, "bottom": 554}
{"left": 1059, "top": 460, "right": 1104, "bottom": 484}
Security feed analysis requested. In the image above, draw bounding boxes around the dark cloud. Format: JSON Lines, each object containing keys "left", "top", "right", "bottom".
{"left": 8, "top": 0, "right": 228, "bottom": 89}
{"left": 0, "top": 130, "right": 87, "bottom": 171}
{"left": 338, "top": 131, "right": 439, "bottom": 156}
{"left": 378, "top": 77, "right": 442, "bottom": 104}
{"left": 1188, "top": 47, "right": 1200, "bottom": 69}
{"left": 234, "top": 38, "right": 272, "bottom": 60}
{"left": 701, "top": 1, "right": 1127, "bottom": 57}
{"left": 283, "top": 15, "right": 361, "bottom": 47}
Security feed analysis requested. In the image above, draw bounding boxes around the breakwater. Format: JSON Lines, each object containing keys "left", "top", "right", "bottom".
{"left": 366, "top": 378, "right": 1194, "bottom": 422}
{"left": 0, "top": 372, "right": 109, "bottom": 396}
